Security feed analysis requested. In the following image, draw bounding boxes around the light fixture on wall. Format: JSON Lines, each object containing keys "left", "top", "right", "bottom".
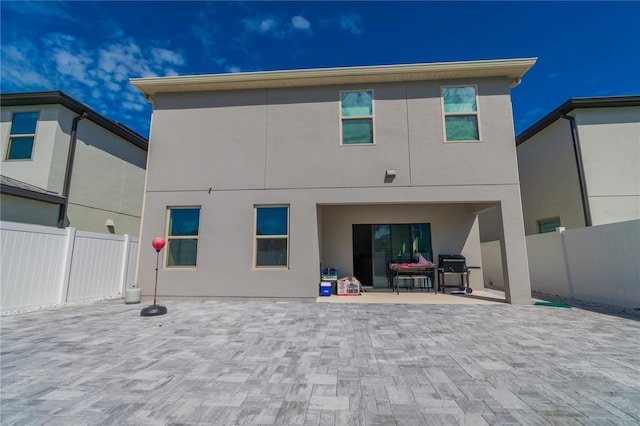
{"left": 385, "top": 169, "right": 397, "bottom": 183}
{"left": 105, "top": 219, "right": 115, "bottom": 234}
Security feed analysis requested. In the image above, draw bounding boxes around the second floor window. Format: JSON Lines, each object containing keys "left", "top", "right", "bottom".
{"left": 341, "top": 91, "right": 374, "bottom": 145}
{"left": 442, "top": 86, "right": 480, "bottom": 142}
{"left": 6, "top": 112, "right": 38, "bottom": 160}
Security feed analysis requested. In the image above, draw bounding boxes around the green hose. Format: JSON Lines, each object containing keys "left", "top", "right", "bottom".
{"left": 534, "top": 301, "right": 571, "bottom": 308}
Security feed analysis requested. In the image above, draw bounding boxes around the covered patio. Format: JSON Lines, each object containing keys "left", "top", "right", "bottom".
{"left": 317, "top": 202, "right": 490, "bottom": 294}
{"left": 316, "top": 288, "right": 507, "bottom": 304}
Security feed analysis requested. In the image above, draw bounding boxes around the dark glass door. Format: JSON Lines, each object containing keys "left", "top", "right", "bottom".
{"left": 353, "top": 223, "right": 432, "bottom": 288}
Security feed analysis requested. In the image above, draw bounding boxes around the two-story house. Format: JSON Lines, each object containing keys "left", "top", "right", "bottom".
{"left": 1, "top": 91, "right": 148, "bottom": 235}
{"left": 131, "top": 58, "right": 536, "bottom": 304}
{"left": 480, "top": 95, "right": 640, "bottom": 242}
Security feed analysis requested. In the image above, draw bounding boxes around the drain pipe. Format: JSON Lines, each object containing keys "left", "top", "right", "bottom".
{"left": 58, "top": 112, "right": 88, "bottom": 228}
{"left": 561, "top": 114, "right": 592, "bottom": 227}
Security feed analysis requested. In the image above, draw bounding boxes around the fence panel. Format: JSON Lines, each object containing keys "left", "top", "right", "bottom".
{"left": 1, "top": 222, "right": 67, "bottom": 312}
{"left": 564, "top": 220, "right": 640, "bottom": 308}
{"left": 66, "top": 231, "right": 128, "bottom": 302}
{"left": 1, "top": 221, "right": 140, "bottom": 313}
{"left": 525, "top": 231, "right": 569, "bottom": 297}
{"left": 481, "top": 219, "right": 640, "bottom": 308}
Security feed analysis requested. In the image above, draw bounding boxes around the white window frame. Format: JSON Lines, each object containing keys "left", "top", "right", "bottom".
{"left": 440, "top": 85, "right": 481, "bottom": 143}
{"left": 253, "top": 205, "right": 290, "bottom": 270}
{"left": 164, "top": 206, "right": 201, "bottom": 269}
{"left": 339, "top": 89, "right": 376, "bottom": 146}
{"left": 5, "top": 111, "right": 39, "bottom": 161}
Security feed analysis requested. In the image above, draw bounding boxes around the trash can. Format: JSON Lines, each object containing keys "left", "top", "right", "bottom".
{"left": 320, "top": 282, "right": 332, "bottom": 297}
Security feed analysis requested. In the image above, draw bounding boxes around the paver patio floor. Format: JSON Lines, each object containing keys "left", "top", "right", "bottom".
{"left": 1, "top": 298, "right": 639, "bottom": 425}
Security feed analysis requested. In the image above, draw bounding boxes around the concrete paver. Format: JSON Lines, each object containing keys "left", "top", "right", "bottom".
{"left": 1, "top": 298, "right": 639, "bottom": 425}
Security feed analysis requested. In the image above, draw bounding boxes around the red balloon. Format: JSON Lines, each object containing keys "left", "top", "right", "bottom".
{"left": 152, "top": 237, "right": 166, "bottom": 252}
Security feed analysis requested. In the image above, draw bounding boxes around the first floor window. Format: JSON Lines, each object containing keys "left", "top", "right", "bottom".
{"left": 538, "top": 217, "right": 561, "bottom": 234}
{"left": 442, "top": 86, "right": 480, "bottom": 142}
{"left": 6, "top": 111, "right": 38, "bottom": 160}
{"left": 341, "top": 90, "right": 374, "bottom": 145}
{"left": 166, "top": 207, "right": 200, "bottom": 267}
{"left": 254, "top": 205, "right": 289, "bottom": 268}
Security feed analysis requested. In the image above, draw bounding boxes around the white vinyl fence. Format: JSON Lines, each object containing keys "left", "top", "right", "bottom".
{"left": 481, "top": 219, "right": 640, "bottom": 308}
{"left": 1, "top": 221, "right": 138, "bottom": 313}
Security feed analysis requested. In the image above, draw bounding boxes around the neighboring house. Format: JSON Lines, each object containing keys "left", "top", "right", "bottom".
{"left": 480, "top": 96, "right": 640, "bottom": 242}
{"left": 1, "top": 91, "right": 148, "bottom": 235}
{"left": 131, "top": 58, "right": 536, "bottom": 304}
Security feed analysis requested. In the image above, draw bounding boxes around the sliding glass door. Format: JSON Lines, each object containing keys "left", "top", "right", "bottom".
{"left": 353, "top": 223, "right": 432, "bottom": 288}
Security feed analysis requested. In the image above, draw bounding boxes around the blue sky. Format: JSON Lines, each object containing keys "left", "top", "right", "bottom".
{"left": 2, "top": 1, "right": 639, "bottom": 139}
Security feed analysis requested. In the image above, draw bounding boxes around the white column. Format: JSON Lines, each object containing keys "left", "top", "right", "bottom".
{"left": 496, "top": 196, "right": 532, "bottom": 305}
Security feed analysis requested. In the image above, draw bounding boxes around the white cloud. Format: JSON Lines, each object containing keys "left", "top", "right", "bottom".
{"left": 151, "top": 48, "right": 185, "bottom": 66}
{"left": 1, "top": 20, "right": 188, "bottom": 138}
{"left": 122, "top": 101, "right": 145, "bottom": 111}
{"left": 525, "top": 107, "right": 545, "bottom": 117}
{"left": 292, "top": 16, "right": 311, "bottom": 31}
{"left": 260, "top": 18, "right": 277, "bottom": 33}
{"left": 0, "top": 42, "right": 51, "bottom": 89}
{"left": 339, "top": 13, "right": 363, "bottom": 35}
{"left": 227, "top": 66, "right": 242, "bottom": 73}
{"left": 244, "top": 17, "right": 280, "bottom": 34}
{"left": 53, "top": 50, "right": 96, "bottom": 87}
{"left": 1, "top": 1, "right": 75, "bottom": 22}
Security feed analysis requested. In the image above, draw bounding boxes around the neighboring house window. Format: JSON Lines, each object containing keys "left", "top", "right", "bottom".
{"left": 254, "top": 205, "right": 289, "bottom": 268}
{"left": 442, "top": 86, "right": 480, "bottom": 142}
{"left": 538, "top": 217, "right": 561, "bottom": 234}
{"left": 340, "top": 90, "right": 374, "bottom": 145}
{"left": 6, "top": 112, "right": 38, "bottom": 160}
{"left": 166, "top": 207, "right": 200, "bottom": 267}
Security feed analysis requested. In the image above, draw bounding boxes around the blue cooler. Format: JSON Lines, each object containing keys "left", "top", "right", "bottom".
{"left": 320, "top": 282, "right": 332, "bottom": 297}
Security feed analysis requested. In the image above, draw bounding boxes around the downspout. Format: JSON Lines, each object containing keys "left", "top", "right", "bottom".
{"left": 58, "top": 112, "right": 88, "bottom": 228}
{"left": 560, "top": 114, "right": 592, "bottom": 227}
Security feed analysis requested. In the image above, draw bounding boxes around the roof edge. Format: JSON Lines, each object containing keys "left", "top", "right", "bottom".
{"left": 1, "top": 183, "right": 66, "bottom": 205}
{"left": 131, "top": 58, "right": 537, "bottom": 97}
{"left": 516, "top": 95, "right": 640, "bottom": 145}
{"left": 1, "top": 91, "right": 148, "bottom": 150}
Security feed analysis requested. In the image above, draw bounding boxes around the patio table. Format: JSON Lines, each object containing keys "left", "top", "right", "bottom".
{"left": 389, "top": 264, "right": 437, "bottom": 295}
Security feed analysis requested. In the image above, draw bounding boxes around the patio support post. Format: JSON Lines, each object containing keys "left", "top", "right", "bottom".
{"left": 496, "top": 197, "right": 532, "bottom": 305}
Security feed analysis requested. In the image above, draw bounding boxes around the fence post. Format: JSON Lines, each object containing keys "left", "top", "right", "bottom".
{"left": 119, "top": 234, "right": 131, "bottom": 293}
{"left": 557, "top": 227, "right": 575, "bottom": 298}
{"left": 59, "top": 227, "right": 77, "bottom": 304}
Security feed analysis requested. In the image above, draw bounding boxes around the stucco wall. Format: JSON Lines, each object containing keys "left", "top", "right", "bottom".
{"left": 62, "top": 108, "right": 147, "bottom": 235}
{"left": 147, "top": 78, "right": 519, "bottom": 193}
{"left": 136, "top": 184, "right": 526, "bottom": 300}
{"left": 517, "top": 119, "right": 585, "bottom": 235}
{"left": 1, "top": 105, "right": 62, "bottom": 191}
{"left": 0, "top": 195, "right": 59, "bottom": 227}
{"left": 136, "top": 77, "right": 531, "bottom": 303}
{"left": 574, "top": 107, "right": 640, "bottom": 225}
{"left": 1, "top": 103, "right": 146, "bottom": 235}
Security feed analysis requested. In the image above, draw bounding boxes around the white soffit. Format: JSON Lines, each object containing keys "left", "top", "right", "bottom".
{"left": 130, "top": 58, "right": 537, "bottom": 98}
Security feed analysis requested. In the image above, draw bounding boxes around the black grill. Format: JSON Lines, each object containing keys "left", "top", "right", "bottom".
{"left": 437, "top": 254, "right": 472, "bottom": 294}
{"left": 438, "top": 254, "right": 467, "bottom": 273}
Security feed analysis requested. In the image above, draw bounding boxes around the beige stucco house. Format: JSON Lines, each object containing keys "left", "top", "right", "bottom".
{"left": 480, "top": 95, "right": 640, "bottom": 242}
{"left": 1, "top": 91, "right": 148, "bottom": 235}
{"left": 131, "top": 58, "right": 536, "bottom": 304}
